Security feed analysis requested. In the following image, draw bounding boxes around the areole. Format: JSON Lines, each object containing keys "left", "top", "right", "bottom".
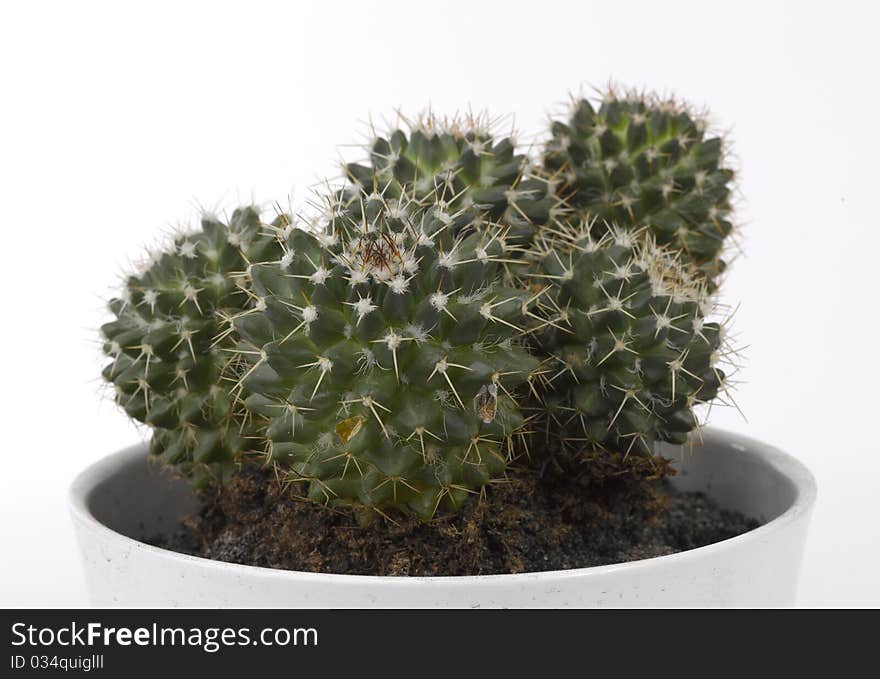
{"left": 69, "top": 428, "right": 816, "bottom": 607}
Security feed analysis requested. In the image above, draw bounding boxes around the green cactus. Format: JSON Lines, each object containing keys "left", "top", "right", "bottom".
{"left": 542, "top": 90, "right": 736, "bottom": 283}
{"left": 101, "top": 206, "right": 283, "bottom": 487}
{"left": 99, "top": 92, "right": 741, "bottom": 527}
{"left": 234, "top": 189, "right": 540, "bottom": 521}
{"left": 341, "top": 113, "right": 560, "bottom": 247}
{"left": 528, "top": 220, "right": 727, "bottom": 459}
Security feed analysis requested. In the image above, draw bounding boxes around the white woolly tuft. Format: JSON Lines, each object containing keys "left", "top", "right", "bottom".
{"left": 384, "top": 329, "right": 402, "bottom": 351}
{"left": 438, "top": 251, "right": 458, "bottom": 269}
{"left": 302, "top": 306, "right": 318, "bottom": 324}
{"left": 387, "top": 274, "right": 410, "bottom": 295}
{"left": 309, "top": 266, "right": 330, "bottom": 285}
{"left": 349, "top": 295, "right": 376, "bottom": 322}
{"left": 178, "top": 241, "right": 197, "bottom": 259}
{"left": 405, "top": 323, "right": 428, "bottom": 343}
{"left": 430, "top": 291, "right": 449, "bottom": 310}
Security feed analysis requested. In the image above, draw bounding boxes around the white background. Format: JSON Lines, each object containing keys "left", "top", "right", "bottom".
{"left": 1, "top": 0, "right": 877, "bottom": 606}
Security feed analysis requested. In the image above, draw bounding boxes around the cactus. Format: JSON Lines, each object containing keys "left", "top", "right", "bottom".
{"left": 234, "top": 188, "right": 540, "bottom": 521}
{"left": 341, "top": 113, "right": 560, "bottom": 247}
{"left": 100, "top": 207, "right": 283, "bottom": 486}
{"left": 528, "top": 219, "right": 728, "bottom": 459}
{"left": 542, "top": 89, "right": 736, "bottom": 283}
{"left": 99, "top": 91, "right": 741, "bottom": 528}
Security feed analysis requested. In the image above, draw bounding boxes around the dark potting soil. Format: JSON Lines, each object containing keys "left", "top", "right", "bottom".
{"left": 148, "top": 462, "right": 760, "bottom": 576}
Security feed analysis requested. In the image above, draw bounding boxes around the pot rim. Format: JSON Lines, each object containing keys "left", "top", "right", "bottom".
{"left": 69, "top": 427, "right": 816, "bottom": 585}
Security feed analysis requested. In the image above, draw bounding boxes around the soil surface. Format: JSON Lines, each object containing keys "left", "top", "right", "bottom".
{"left": 149, "top": 461, "right": 759, "bottom": 576}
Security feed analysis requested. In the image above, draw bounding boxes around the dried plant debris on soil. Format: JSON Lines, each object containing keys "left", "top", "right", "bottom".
{"left": 151, "top": 457, "right": 759, "bottom": 576}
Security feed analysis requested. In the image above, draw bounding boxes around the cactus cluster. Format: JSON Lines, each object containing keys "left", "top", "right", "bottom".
{"left": 101, "top": 85, "right": 738, "bottom": 521}
{"left": 529, "top": 221, "right": 724, "bottom": 459}
{"left": 101, "top": 207, "right": 282, "bottom": 486}
{"left": 341, "top": 115, "right": 559, "bottom": 248}
{"left": 542, "top": 91, "right": 735, "bottom": 284}
{"left": 234, "top": 190, "right": 539, "bottom": 521}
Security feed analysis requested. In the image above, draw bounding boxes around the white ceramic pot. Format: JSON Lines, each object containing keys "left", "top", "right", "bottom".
{"left": 70, "top": 428, "right": 816, "bottom": 607}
